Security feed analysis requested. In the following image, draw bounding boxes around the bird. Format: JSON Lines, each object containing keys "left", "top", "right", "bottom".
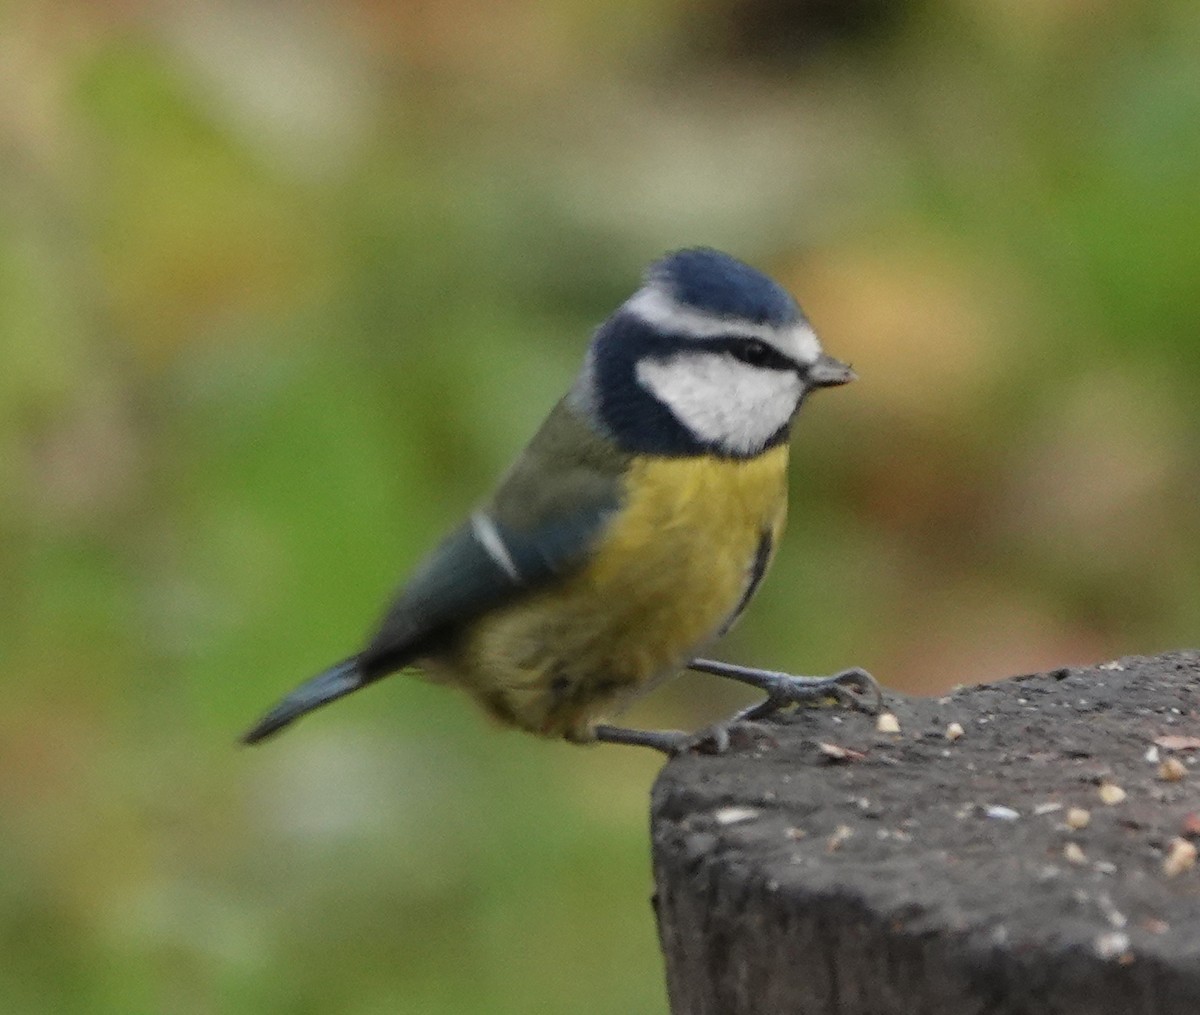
{"left": 241, "top": 248, "right": 879, "bottom": 755}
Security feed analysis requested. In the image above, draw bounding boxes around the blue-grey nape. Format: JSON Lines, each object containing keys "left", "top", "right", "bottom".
{"left": 648, "top": 248, "right": 802, "bottom": 327}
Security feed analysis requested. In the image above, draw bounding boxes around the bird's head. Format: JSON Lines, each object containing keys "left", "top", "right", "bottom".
{"left": 576, "top": 248, "right": 853, "bottom": 458}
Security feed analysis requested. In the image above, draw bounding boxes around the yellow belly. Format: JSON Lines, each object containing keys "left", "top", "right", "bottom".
{"left": 429, "top": 445, "right": 789, "bottom": 740}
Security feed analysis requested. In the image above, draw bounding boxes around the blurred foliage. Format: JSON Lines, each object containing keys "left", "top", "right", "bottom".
{"left": 3, "top": 0, "right": 1200, "bottom": 1011}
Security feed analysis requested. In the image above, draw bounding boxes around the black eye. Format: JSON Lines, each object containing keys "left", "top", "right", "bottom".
{"left": 734, "top": 339, "right": 773, "bottom": 366}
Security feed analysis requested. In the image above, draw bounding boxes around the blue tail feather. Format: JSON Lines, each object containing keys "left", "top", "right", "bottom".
{"left": 241, "top": 657, "right": 364, "bottom": 745}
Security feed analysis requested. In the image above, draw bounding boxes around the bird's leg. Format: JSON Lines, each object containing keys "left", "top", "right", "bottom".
{"left": 587, "top": 664, "right": 881, "bottom": 757}
{"left": 688, "top": 659, "right": 882, "bottom": 720}
{"left": 592, "top": 724, "right": 693, "bottom": 754}
{"left": 591, "top": 721, "right": 773, "bottom": 756}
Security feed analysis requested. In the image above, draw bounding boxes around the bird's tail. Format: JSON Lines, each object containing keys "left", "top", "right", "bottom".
{"left": 241, "top": 656, "right": 365, "bottom": 745}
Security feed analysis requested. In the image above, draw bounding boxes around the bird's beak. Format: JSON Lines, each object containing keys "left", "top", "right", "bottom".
{"left": 807, "top": 353, "right": 856, "bottom": 389}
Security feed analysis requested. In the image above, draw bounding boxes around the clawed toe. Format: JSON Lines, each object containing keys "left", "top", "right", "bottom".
{"left": 688, "top": 658, "right": 884, "bottom": 717}
{"left": 756, "top": 667, "right": 882, "bottom": 718}
{"left": 825, "top": 668, "right": 884, "bottom": 714}
{"left": 673, "top": 720, "right": 778, "bottom": 756}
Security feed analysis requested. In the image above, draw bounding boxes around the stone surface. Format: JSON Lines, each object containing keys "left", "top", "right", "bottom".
{"left": 652, "top": 652, "right": 1200, "bottom": 1014}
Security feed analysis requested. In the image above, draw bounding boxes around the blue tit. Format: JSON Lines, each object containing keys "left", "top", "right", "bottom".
{"left": 242, "top": 248, "right": 879, "bottom": 755}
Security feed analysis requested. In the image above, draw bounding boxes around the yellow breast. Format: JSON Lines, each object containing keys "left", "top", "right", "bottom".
{"left": 437, "top": 445, "right": 789, "bottom": 739}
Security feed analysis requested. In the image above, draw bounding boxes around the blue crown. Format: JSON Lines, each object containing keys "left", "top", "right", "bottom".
{"left": 647, "top": 248, "right": 801, "bottom": 327}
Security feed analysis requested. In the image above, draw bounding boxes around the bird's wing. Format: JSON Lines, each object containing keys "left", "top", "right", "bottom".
{"left": 360, "top": 399, "right": 630, "bottom": 670}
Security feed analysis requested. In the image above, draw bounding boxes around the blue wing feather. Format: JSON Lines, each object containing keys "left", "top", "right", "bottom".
{"left": 361, "top": 399, "right": 628, "bottom": 671}
{"left": 241, "top": 400, "right": 626, "bottom": 743}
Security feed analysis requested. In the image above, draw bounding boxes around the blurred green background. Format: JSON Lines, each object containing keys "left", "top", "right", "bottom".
{"left": 3, "top": 0, "right": 1200, "bottom": 1011}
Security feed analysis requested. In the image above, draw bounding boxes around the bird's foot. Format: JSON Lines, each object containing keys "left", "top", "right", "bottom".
{"left": 589, "top": 664, "right": 881, "bottom": 756}
{"left": 688, "top": 660, "right": 883, "bottom": 720}
{"left": 592, "top": 720, "right": 777, "bottom": 756}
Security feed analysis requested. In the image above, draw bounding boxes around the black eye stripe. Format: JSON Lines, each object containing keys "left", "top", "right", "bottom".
{"left": 637, "top": 331, "right": 801, "bottom": 372}
{"left": 714, "top": 336, "right": 798, "bottom": 372}
{"left": 733, "top": 339, "right": 774, "bottom": 367}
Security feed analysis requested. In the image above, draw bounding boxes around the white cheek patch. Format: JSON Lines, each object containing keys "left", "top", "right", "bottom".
{"left": 636, "top": 352, "right": 803, "bottom": 455}
{"left": 624, "top": 286, "right": 822, "bottom": 367}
